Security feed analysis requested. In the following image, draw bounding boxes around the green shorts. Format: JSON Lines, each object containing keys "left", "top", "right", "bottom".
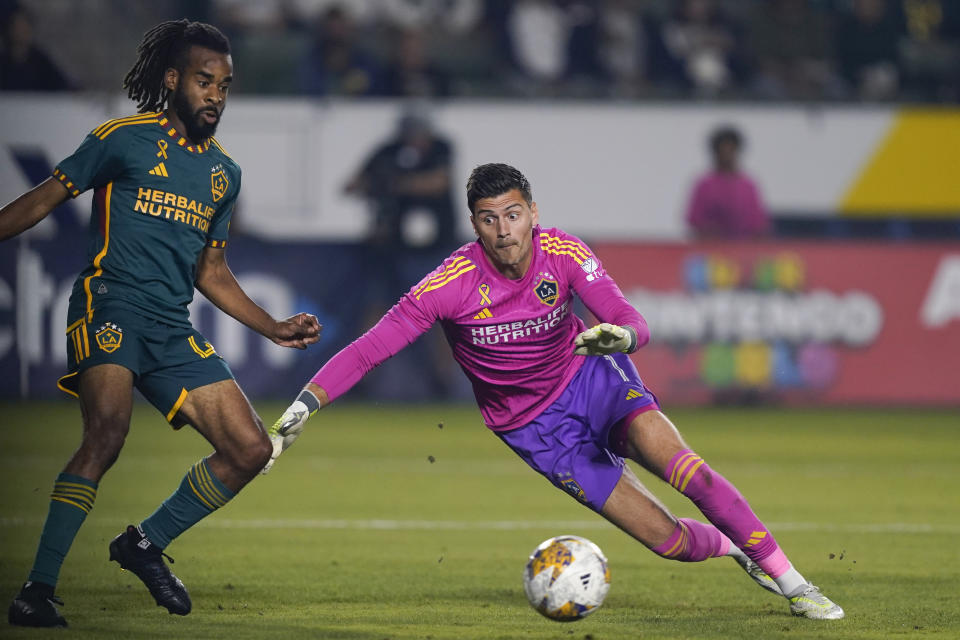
{"left": 58, "top": 303, "right": 234, "bottom": 426}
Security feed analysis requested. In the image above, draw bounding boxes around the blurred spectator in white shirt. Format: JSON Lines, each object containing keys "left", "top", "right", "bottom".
{"left": 747, "top": 0, "right": 843, "bottom": 101}
{"left": 836, "top": 0, "right": 903, "bottom": 100}
{"left": 656, "top": 0, "right": 747, "bottom": 97}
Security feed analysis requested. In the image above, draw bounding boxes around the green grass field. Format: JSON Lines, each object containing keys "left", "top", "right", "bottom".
{"left": 1, "top": 401, "right": 958, "bottom": 639}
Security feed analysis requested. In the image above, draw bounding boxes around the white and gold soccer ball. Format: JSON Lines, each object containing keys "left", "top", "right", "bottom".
{"left": 522, "top": 535, "right": 611, "bottom": 622}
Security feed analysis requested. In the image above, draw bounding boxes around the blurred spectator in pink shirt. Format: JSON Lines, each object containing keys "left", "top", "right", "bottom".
{"left": 685, "top": 125, "right": 770, "bottom": 240}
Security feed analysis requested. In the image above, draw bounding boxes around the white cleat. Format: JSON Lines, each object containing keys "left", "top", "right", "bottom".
{"left": 732, "top": 554, "right": 783, "bottom": 596}
{"left": 789, "top": 584, "right": 845, "bottom": 619}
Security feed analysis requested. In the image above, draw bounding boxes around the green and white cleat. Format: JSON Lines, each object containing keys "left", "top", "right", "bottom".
{"left": 789, "top": 584, "right": 844, "bottom": 619}
{"left": 732, "top": 554, "right": 782, "bottom": 596}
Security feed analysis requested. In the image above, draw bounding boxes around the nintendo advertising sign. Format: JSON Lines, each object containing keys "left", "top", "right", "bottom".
{"left": 593, "top": 242, "right": 960, "bottom": 406}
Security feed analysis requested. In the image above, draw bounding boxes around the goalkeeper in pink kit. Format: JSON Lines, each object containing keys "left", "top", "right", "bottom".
{"left": 266, "top": 163, "right": 843, "bottom": 619}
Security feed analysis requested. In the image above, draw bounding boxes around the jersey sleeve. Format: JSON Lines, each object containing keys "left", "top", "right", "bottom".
{"left": 309, "top": 263, "right": 447, "bottom": 401}
{"left": 207, "top": 167, "right": 239, "bottom": 247}
{"left": 545, "top": 229, "right": 650, "bottom": 350}
{"left": 53, "top": 129, "right": 127, "bottom": 197}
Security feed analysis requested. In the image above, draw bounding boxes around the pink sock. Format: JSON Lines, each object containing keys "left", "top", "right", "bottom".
{"left": 664, "top": 449, "right": 780, "bottom": 565}
{"left": 652, "top": 517, "right": 733, "bottom": 562}
{"left": 756, "top": 547, "right": 792, "bottom": 579}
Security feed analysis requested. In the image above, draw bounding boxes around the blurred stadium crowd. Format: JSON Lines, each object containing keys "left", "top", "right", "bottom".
{"left": 3, "top": 0, "right": 959, "bottom": 103}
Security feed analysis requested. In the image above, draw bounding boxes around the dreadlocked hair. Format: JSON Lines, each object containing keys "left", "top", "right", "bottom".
{"left": 123, "top": 19, "right": 230, "bottom": 113}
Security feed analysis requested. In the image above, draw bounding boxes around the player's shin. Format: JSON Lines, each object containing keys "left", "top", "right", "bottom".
{"left": 139, "top": 458, "right": 235, "bottom": 549}
{"left": 27, "top": 473, "right": 98, "bottom": 586}
{"left": 663, "top": 449, "right": 808, "bottom": 596}
{"left": 651, "top": 517, "right": 733, "bottom": 562}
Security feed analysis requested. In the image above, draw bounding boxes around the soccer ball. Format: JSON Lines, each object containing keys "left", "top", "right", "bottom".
{"left": 522, "top": 535, "right": 611, "bottom": 622}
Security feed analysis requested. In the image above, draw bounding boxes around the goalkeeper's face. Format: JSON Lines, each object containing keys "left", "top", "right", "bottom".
{"left": 471, "top": 188, "right": 539, "bottom": 279}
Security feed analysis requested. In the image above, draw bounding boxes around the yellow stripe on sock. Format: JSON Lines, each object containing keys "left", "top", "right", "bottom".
{"left": 668, "top": 452, "right": 694, "bottom": 487}
{"left": 52, "top": 494, "right": 93, "bottom": 511}
{"left": 55, "top": 481, "right": 97, "bottom": 495}
{"left": 188, "top": 466, "right": 219, "bottom": 508}
{"left": 662, "top": 523, "right": 688, "bottom": 558}
{"left": 54, "top": 486, "right": 95, "bottom": 500}
{"left": 669, "top": 453, "right": 698, "bottom": 488}
{"left": 50, "top": 496, "right": 92, "bottom": 513}
{"left": 195, "top": 464, "right": 228, "bottom": 508}
{"left": 53, "top": 487, "right": 96, "bottom": 505}
{"left": 53, "top": 485, "right": 97, "bottom": 509}
{"left": 193, "top": 464, "right": 227, "bottom": 508}
{"left": 196, "top": 462, "right": 228, "bottom": 506}
{"left": 672, "top": 525, "right": 689, "bottom": 558}
{"left": 186, "top": 474, "right": 217, "bottom": 510}
{"left": 678, "top": 459, "right": 705, "bottom": 493}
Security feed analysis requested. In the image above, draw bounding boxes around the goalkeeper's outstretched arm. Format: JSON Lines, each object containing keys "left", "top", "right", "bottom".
{"left": 261, "top": 302, "right": 430, "bottom": 474}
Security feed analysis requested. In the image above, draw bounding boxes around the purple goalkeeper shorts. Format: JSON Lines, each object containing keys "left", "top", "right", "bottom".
{"left": 497, "top": 352, "right": 659, "bottom": 512}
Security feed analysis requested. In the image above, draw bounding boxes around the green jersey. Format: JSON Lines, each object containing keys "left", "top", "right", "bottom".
{"left": 55, "top": 112, "right": 241, "bottom": 328}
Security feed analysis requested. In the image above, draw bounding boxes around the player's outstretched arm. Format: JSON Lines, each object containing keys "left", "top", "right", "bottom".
{"left": 0, "top": 178, "right": 70, "bottom": 242}
{"left": 195, "top": 246, "right": 321, "bottom": 348}
{"left": 259, "top": 299, "right": 433, "bottom": 474}
{"left": 261, "top": 383, "right": 329, "bottom": 474}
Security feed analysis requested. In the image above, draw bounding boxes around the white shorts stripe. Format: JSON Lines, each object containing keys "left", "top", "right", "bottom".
{"left": 603, "top": 355, "right": 630, "bottom": 382}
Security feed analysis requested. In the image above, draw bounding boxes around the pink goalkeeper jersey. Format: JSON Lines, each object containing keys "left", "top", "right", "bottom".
{"left": 311, "top": 225, "right": 649, "bottom": 431}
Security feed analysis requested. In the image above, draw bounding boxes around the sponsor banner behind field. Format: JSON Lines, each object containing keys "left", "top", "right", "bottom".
{"left": 592, "top": 241, "right": 960, "bottom": 406}
{"left": 0, "top": 233, "right": 457, "bottom": 401}
{"left": 2, "top": 235, "right": 958, "bottom": 406}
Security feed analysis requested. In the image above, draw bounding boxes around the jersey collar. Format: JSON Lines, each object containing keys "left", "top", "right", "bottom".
{"left": 157, "top": 115, "right": 211, "bottom": 153}
{"left": 474, "top": 226, "right": 542, "bottom": 285}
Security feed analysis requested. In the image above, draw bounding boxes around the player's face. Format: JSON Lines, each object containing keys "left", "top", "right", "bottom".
{"left": 471, "top": 189, "right": 539, "bottom": 279}
{"left": 166, "top": 46, "right": 233, "bottom": 143}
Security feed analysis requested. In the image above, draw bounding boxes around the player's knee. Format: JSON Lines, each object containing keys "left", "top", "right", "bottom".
{"left": 230, "top": 432, "right": 272, "bottom": 475}
{"left": 243, "top": 440, "right": 272, "bottom": 475}
{"left": 81, "top": 413, "right": 129, "bottom": 458}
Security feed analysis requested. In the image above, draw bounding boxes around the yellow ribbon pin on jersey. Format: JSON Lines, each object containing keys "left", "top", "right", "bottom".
{"left": 479, "top": 284, "right": 491, "bottom": 306}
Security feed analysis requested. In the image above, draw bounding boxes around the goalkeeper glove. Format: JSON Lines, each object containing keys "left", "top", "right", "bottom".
{"left": 573, "top": 323, "right": 636, "bottom": 356}
{"left": 260, "top": 389, "right": 320, "bottom": 474}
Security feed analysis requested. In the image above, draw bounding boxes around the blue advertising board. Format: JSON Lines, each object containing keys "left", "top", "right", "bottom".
{"left": 0, "top": 231, "right": 468, "bottom": 402}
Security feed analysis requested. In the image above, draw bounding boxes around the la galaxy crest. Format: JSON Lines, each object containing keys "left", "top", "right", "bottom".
{"left": 95, "top": 322, "right": 123, "bottom": 353}
{"left": 534, "top": 277, "right": 559, "bottom": 307}
{"left": 210, "top": 164, "right": 228, "bottom": 202}
{"left": 559, "top": 475, "right": 586, "bottom": 503}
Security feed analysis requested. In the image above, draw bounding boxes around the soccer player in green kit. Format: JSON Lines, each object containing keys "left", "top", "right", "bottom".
{"left": 1, "top": 20, "right": 321, "bottom": 627}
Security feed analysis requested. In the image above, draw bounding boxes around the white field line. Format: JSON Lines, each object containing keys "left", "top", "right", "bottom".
{"left": 1, "top": 517, "right": 958, "bottom": 534}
